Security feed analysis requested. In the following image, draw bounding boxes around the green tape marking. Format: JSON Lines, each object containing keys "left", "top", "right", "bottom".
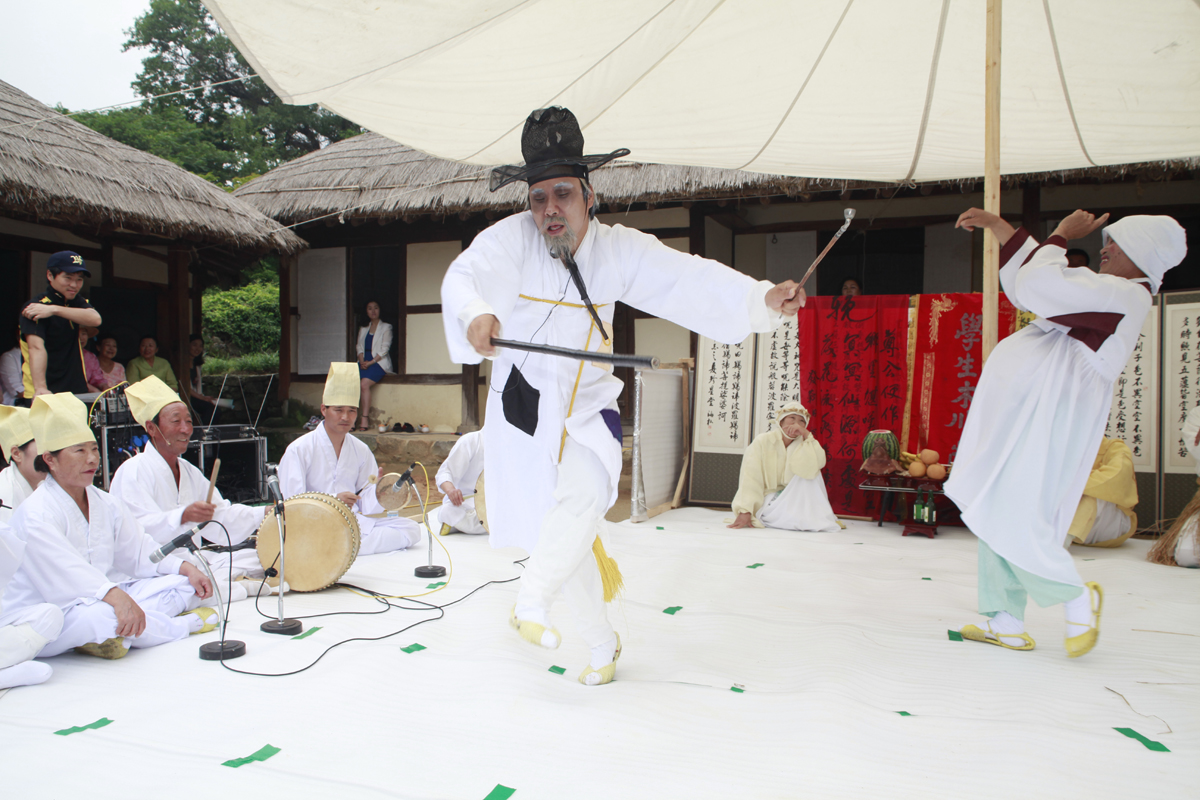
{"left": 223, "top": 744, "right": 281, "bottom": 768}
{"left": 54, "top": 717, "right": 113, "bottom": 736}
{"left": 548, "top": 665, "right": 566, "bottom": 675}
{"left": 656, "top": 526, "right": 664, "bottom": 530}
{"left": 1083, "top": 558, "right": 1096, "bottom": 561}
{"left": 426, "top": 581, "right": 447, "bottom": 588}
{"left": 947, "top": 630, "right": 963, "bottom": 642}
{"left": 730, "top": 685, "right": 745, "bottom": 693}
{"left": 663, "top": 606, "right": 682, "bottom": 615}
{"left": 400, "top": 643, "right": 427, "bottom": 653}
{"left": 1114, "top": 727, "right": 1170, "bottom": 751}
{"left": 896, "top": 711, "right": 913, "bottom": 716}
{"left": 921, "top": 577, "right": 931, "bottom": 581}
{"left": 746, "top": 563, "right": 764, "bottom": 569}
{"left": 484, "top": 785, "right": 516, "bottom": 800}
{"left": 291, "top": 626, "right": 321, "bottom": 640}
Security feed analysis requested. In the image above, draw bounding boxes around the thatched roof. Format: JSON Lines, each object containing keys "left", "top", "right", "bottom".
{"left": 235, "top": 131, "right": 1196, "bottom": 227}
{"left": 0, "top": 80, "right": 303, "bottom": 253}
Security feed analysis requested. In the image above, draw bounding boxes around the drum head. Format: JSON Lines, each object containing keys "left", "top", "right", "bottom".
{"left": 376, "top": 472, "right": 412, "bottom": 511}
{"left": 256, "top": 493, "right": 361, "bottom": 592}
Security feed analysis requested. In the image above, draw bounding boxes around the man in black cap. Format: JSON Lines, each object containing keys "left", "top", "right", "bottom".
{"left": 19, "top": 251, "right": 102, "bottom": 401}
{"left": 442, "top": 107, "right": 805, "bottom": 685}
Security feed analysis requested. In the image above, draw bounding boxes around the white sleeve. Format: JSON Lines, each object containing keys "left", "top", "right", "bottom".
{"left": 109, "top": 499, "right": 183, "bottom": 579}
{"left": 1001, "top": 232, "right": 1129, "bottom": 319}
{"left": 278, "top": 437, "right": 310, "bottom": 499}
{"left": 0, "top": 350, "right": 22, "bottom": 404}
{"left": 109, "top": 463, "right": 186, "bottom": 544}
{"left": 374, "top": 324, "right": 393, "bottom": 370}
{"left": 440, "top": 218, "right": 528, "bottom": 364}
{"left": 12, "top": 504, "right": 119, "bottom": 605}
{"left": 355, "top": 326, "right": 366, "bottom": 358}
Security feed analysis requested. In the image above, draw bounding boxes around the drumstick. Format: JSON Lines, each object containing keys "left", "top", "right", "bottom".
{"left": 205, "top": 459, "right": 221, "bottom": 504}
{"left": 797, "top": 208, "right": 856, "bottom": 288}
{"left": 354, "top": 474, "right": 377, "bottom": 495}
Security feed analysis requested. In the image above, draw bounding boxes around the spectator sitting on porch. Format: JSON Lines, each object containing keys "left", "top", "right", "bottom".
{"left": 19, "top": 250, "right": 101, "bottom": 401}
{"left": 186, "top": 334, "right": 218, "bottom": 424}
{"left": 94, "top": 336, "right": 125, "bottom": 391}
{"left": 355, "top": 300, "right": 392, "bottom": 431}
{"left": 841, "top": 277, "right": 862, "bottom": 296}
{"left": 1065, "top": 248, "right": 1090, "bottom": 268}
{"left": 80, "top": 327, "right": 103, "bottom": 392}
{"left": 125, "top": 336, "right": 178, "bottom": 391}
{"left": 0, "top": 343, "right": 21, "bottom": 406}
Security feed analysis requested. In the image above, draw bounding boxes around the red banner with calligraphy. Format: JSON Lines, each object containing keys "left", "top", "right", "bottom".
{"left": 903, "top": 293, "right": 1024, "bottom": 463}
{"left": 798, "top": 295, "right": 910, "bottom": 517}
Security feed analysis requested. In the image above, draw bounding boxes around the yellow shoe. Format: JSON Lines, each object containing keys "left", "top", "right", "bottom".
{"left": 578, "top": 633, "right": 622, "bottom": 686}
{"left": 960, "top": 622, "right": 1036, "bottom": 651}
{"left": 1065, "top": 582, "right": 1103, "bottom": 659}
{"left": 180, "top": 607, "right": 219, "bottom": 635}
{"left": 439, "top": 523, "right": 453, "bottom": 536}
{"left": 509, "top": 606, "right": 560, "bottom": 649}
{"left": 74, "top": 637, "right": 129, "bottom": 660}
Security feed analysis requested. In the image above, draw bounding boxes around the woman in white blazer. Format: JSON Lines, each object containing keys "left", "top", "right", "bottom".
{"left": 355, "top": 301, "right": 393, "bottom": 430}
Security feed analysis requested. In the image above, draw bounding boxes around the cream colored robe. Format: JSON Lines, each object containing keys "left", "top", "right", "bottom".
{"left": 732, "top": 430, "right": 839, "bottom": 529}
{"left": 1067, "top": 437, "right": 1138, "bottom": 547}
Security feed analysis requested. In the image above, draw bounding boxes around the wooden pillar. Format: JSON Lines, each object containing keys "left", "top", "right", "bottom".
{"left": 278, "top": 253, "right": 296, "bottom": 405}
{"left": 1021, "top": 183, "right": 1041, "bottom": 240}
{"left": 982, "top": 0, "right": 1002, "bottom": 363}
{"left": 167, "top": 245, "right": 191, "bottom": 390}
{"left": 191, "top": 263, "right": 204, "bottom": 336}
{"left": 460, "top": 362, "right": 480, "bottom": 431}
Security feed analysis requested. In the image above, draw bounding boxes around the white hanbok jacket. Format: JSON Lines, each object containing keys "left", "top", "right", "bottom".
{"left": 731, "top": 430, "right": 839, "bottom": 531}
{"left": 0, "top": 465, "right": 35, "bottom": 525}
{"left": 356, "top": 322, "right": 394, "bottom": 374}
{"left": 109, "top": 445, "right": 265, "bottom": 548}
{"left": 442, "top": 212, "right": 784, "bottom": 551}
{"left": 944, "top": 230, "right": 1152, "bottom": 585}
{"left": 2, "top": 477, "right": 185, "bottom": 613}
{"left": 435, "top": 430, "right": 484, "bottom": 496}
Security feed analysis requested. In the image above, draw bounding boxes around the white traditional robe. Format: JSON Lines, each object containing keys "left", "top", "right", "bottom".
{"left": 0, "top": 523, "right": 62, "bottom": 671}
{"left": 731, "top": 430, "right": 841, "bottom": 532}
{"left": 0, "top": 465, "right": 35, "bottom": 525}
{"left": 442, "top": 212, "right": 784, "bottom": 551}
{"left": 3, "top": 477, "right": 197, "bottom": 655}
{"left": 434, "top": 430, "right": 486, "bottom": 534}
{"left": 109, "top": 445, "right": 267, "bottom": 578}
{"left": 944, "top": 230, "right": 1152, "bottom": 586}
{"left": 278, "top": 422, "right": 421, "bottom": 554}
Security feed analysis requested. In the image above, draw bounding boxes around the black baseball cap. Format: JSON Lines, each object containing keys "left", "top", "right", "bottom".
{"left": 47, "top": 251, "right": 90, "bottom": 277}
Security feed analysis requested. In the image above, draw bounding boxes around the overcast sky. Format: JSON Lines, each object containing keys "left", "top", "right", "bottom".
{"left": 1, "top": 0, "right": 153, "bottom": 111}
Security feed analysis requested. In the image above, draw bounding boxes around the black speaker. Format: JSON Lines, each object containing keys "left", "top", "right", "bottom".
{"left": 183, "top": 425, "right": 267, "bottom": 505}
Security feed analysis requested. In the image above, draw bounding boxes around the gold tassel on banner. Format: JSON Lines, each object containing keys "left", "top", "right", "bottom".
{"left": 592, "top": 536, "right": 624, "bottom": 602}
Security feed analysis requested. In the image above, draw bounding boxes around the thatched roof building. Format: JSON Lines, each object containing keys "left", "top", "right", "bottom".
{"left": 0, "top": 79, "right": 302, "bottom": 255}
{"left": 237, "top": 131, "right": 1195, "bottom": 227}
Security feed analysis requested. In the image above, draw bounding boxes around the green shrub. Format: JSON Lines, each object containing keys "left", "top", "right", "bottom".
{"left": 202, "top": 281, "right": 279, "bottom": 354}
{"left": 202, "top": 352, "right": 278, "bottom": 375}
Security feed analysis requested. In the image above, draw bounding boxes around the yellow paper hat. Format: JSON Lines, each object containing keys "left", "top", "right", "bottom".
{"left": 126, "top": 375, "right": 185, "bottom": 427}
{"left": 0, "top": 406, "right": 34, "bottom": 460}
{"left": 30, "top": 393, "right": 95, "bottom": 453}
{"left": 323, "top": 362, "right": 360, "bottom": 407}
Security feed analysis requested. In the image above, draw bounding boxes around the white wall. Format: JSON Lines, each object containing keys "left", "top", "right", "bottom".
{"left": 406, "top": 313, "right": 457, "bottom": 374}
{"left": 296, "top": 248, "right": 348, "bottom": 374}
{"left": 407, "top": 241, "right": 461, "bottom": 304}
{"left": 635, "top": 317, "right": 691, "bottom": 364}
{"left": 765, "top": 231, "right": 817, "bottom": 295}
{"left": 705, "top": 217, "right": 733, "bottom": 267}
{"left": 596, "top": 207, "right": 688, "bottom": 230}
{"left": 735, "top": 233, "right": 766, "bottom": 280}
{"left": 923, "top": 222, "right": 973, "bottom": 294}
{"left": 113, "top": 246, "right": 168, "bottom": 284}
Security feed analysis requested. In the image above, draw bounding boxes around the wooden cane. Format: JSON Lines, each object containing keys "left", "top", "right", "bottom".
{"left": 205, "top": 458, "right": 221, "bottom": 504}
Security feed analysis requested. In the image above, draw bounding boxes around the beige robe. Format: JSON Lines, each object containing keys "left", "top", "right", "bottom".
{"left": 732, "top": 430, "right": 839, "bottom": 529}
{"left": 1067, "top": 438, "right": 1138, "bottom": 548}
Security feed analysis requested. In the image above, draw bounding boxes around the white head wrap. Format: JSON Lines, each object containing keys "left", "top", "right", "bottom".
{"left": 775, "top": 401, "right": 810, "bottom": 427}
{"left": 1102, "top": 215, "right": 1187, "bottom": 295}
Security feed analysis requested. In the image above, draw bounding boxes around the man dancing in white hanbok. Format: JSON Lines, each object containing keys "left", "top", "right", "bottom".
{"left": 947, "top": 208, "right": 1186, "bottom": 657}
{"left": 5, "top": 393, "right": 215, "bottom": 659}
{"left": 435, "top": 430, "right": 486, "bottom": 535}
{"left": 110, "top": 376, "right": 275, "bottom": 601}
{"left": 278, "top": 363, "right": 422, "bottom": 555}
{"left": 442, "top": 107, "right": 805, "bottom": 684}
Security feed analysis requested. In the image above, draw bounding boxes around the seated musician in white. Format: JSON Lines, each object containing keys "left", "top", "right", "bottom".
{"left": 0, "top": 406, "right": 44, "bottom": 524}
{"left": 1066, "top": 437, "right": 1138, "bottom": 548}
{"left": 728, "top": 402, "right": 842, "bottom": 532}
{"left": 5, "top": 393, "right": 215, "bottom": 660}
{"left": 110, "top": 376, "right": 280, "bottom": 601}
{"left": 278, "top": 363, "right": 422, "bottom": 554}
{"left": 435, "top": 429, "right": 487, "bottom": 535}
{"left": 0, "top": 522, "right": 62, "bottom": 689}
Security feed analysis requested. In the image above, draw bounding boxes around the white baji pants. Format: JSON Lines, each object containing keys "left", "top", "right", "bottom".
{"left": 436, "top": 499, "right": 487, "bottom": 534}
{"left": 37, "top": 574, "right": 200, "bottom": 658}
{"left": 0, "top": 603, "right": 64, "bottom": 669}
{"left": 515, "top": 437, "right": 614, "bottom": 648}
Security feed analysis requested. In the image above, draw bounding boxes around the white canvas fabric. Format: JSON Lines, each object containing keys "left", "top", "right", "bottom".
{"left": 206, "top": 0, "right": 1200, "bottom": 181}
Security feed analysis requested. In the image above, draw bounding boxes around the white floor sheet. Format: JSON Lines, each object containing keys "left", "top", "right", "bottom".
{"left": 0, "top": 508, "right": 1195, "bottom": 799}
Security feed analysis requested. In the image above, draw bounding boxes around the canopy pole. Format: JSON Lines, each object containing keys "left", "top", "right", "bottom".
{"left": 982, "top": 0, "right": 1002, "bottom": 362}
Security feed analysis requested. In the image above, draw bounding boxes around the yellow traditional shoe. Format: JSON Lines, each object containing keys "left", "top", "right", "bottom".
{"left": 180, "top": 607, "right": 219, "bottom": 635}
{"left": 578, "top": 633, "right": 622, "bottom": 686}
{"left": 960, "top": 622, "right": 1035, "bottom": 651}
{"left": 1065, "top": 582, "right": 1103, "bottom": 659}
{"left": 508, "top": 606, "right": 560, "bottom": 649}
{"left": 74, "top": 637, "right": 129, "bottom": 660}
{"left": 439, "top": 523, "right": 453, "bottom": 536}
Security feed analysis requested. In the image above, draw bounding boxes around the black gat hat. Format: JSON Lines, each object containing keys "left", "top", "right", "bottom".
{"left": 489, "top": 106, "right": 629, "bottom": 192}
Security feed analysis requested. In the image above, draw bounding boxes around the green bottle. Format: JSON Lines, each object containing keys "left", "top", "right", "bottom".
{"left": 912, "top": 493, "right": 925, "bottom": 524}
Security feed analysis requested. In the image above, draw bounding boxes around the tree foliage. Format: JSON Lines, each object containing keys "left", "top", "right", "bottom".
{"left": 72, "top": 0, "right": 360, "bottom": 186}
{"left": 202, "top": 279, "right": 279, "bottom": 355}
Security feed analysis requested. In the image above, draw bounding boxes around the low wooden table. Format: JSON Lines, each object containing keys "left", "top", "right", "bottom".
{"left": 858, "top": 475, "right": 948, "bottom": 538}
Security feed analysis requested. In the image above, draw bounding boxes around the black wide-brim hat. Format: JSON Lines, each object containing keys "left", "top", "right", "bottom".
{"left": 489, "top": 106, "right": 629, "bottom": 192}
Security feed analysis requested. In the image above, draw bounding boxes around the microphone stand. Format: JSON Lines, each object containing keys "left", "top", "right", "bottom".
{"left": 409, "top": 469, "right": 446, "bottom": 579}
{"left": 260, "top": 467, "right": 302, "bottom": 636}
{"left": 191, "top": 544, "right": 246, "bottom": 661}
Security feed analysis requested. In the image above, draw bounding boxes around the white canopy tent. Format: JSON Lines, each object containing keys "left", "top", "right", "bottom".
{"left": 207, "top": 0, "right": 1199, "bottom": 182}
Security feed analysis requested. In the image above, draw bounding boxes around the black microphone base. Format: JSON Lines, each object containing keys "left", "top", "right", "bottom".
{"left": 415, "top": 564, "right": 447, "bottom": 578}
{"left": 200, "top": 640, "right": 247, "bottom": 660}
{"left": 260, "top": 619, "right": 303, "bottom": 636}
